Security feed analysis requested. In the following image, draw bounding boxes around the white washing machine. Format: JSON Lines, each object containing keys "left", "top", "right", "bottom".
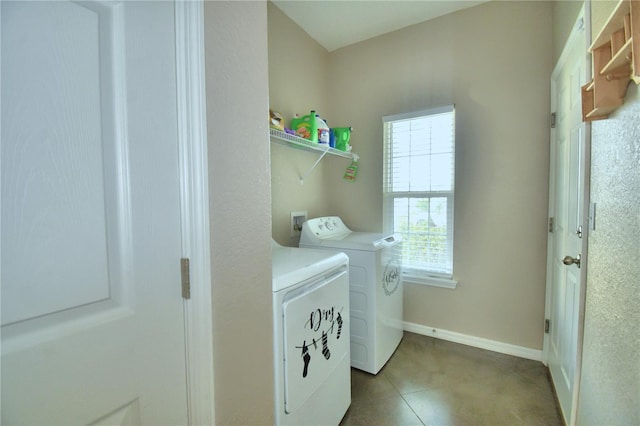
{"left": 299, "top": 217, "right": 403, "bottom": 375}
{"left": 271, "top": 240, "right": 351, "bottom": 425}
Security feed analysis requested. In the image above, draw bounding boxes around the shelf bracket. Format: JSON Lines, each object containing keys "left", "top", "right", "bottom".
{"left": 299, "top": 145, "right": 331, "bottom": 184}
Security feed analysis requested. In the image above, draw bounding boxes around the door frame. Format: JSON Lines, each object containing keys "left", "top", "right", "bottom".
{"left": 543, "top": 3, "right": 591, "bottom": 425}
{"left": 175, "top": 1, "right": 215, "bottom": 424}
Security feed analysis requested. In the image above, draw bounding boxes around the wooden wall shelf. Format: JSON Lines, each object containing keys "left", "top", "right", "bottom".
{"left": 581, "top": 0, "right": 640, "bottom": 121}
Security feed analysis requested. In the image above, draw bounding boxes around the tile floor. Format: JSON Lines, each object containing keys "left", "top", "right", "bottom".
{"left": 340, "top": 332, "right": 563, "bottom": 426}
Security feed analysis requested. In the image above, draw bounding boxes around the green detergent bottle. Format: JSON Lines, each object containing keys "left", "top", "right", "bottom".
{"left": 333, "top": 127, "right": 352, "bottom": 151}
{"left": 291, "top": 110, "right": 318, "bottom": 142}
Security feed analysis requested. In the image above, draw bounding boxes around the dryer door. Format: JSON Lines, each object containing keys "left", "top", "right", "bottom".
{"left": 282, "top": 267, "right": 349, "bottom": 414}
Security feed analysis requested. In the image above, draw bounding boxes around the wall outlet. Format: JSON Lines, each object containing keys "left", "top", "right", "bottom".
{"left": 290, "top": 211, "right": 308, "bottom": 237}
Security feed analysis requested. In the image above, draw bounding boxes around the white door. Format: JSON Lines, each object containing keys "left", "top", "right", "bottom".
{"left": 544, "top": 6, "right": 590, "bottom": 426}
{"left": 1, "top": 1, "right": 189, "bottom": 424}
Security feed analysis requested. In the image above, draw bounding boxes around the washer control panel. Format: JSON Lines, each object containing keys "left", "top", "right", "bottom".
{"left": 374, "top": 235, "right": 398, "bottom": 247}
{"left": 304, "top": 216, "right": 351, "bottom": 239}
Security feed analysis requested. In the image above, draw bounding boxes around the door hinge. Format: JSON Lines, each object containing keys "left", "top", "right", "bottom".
{"left": 548, "top": 217, "right": 554, "bottom": 233}
{"left": 550, "top": 112, "right": 556, "bottom": 128}
{"left": 545, "top": 319, "right": 550, "bottom": 333}
{"left": 181, "top": 258, "right": 191, "bottom": 299}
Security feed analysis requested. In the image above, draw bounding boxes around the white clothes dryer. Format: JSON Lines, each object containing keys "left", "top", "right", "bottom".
{"left": 271, "top": 240, "right": 351, "bottom": 425}
{"left": 299, "top": 217, "right": 403, "bottom": 375}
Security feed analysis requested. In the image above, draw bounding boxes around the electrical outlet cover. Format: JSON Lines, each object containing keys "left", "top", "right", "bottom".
{"left": 290, "top": 211, "right": 308, "bottom": 237}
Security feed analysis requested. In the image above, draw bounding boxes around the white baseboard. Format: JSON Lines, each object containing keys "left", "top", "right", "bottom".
{"left": 403, "top": 321, "right": 543, "bottom": 362}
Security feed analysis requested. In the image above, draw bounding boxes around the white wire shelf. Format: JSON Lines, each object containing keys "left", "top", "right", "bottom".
{"left": 269, "top": 128, "right": 354, "bottom": 184}
{"left": 269, "top": 129, "right": 353, "bottom": 159}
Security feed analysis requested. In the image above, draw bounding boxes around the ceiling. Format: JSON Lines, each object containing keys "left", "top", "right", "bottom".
{"left": 272, "top": 0, "right": 489, "bottom": 52}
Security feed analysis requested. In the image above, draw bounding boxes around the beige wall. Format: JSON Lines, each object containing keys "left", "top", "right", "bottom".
{"left": 268, "top": 3, "right": 340, "bottom": 246}
{"left": 576, "top": 2, "right": 640, "bottom": 423}
{"left": 552, "top": 1, "right": 584, "bottom": 64}
{"left": 326, "top": 1, "right": 553, "bottom": 350}
{"left": 205, "top": 2, "right": 274, "bottom": 424}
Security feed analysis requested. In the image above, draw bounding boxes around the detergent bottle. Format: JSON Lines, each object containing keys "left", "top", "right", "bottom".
{"left": 333, "top": 127, "right": 353, "bottom": 152}
{"left": 316, "top": 115, "right": 330, "bottom": 145}
{"left": 290, "top": 110, "right": 318, "bottom": 142}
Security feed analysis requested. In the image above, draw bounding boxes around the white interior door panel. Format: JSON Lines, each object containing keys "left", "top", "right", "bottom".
{"left": 545, "top": 7, "right": 589, "bottom": 425}
{"left": 1, "top": 1, "right": 189, "bottom": 424}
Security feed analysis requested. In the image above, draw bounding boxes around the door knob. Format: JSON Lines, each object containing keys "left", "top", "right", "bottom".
{"left": 563, "top": 254, "right": 581, "bottom": 268}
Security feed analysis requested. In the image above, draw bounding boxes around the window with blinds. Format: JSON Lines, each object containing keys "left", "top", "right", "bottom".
{"left": 383, "top": 105, "right": 455, "bottom": 280}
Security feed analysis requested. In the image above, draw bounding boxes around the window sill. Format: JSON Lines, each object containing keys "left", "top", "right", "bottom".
{"left": 403, "top": 273, "right": 458, "bottom": 290}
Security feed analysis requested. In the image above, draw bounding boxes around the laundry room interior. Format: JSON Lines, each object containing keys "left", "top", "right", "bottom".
{"left": 3, "top": 1, "right": 638, "bottom": 425}
{"left": 270, "top": 0, "right": 551, "bottom": 357}
{"left": 260, "top": 0, "right": 639, "bottom": 424}
{"left": 204, "top": 0, "right": 638, "bottom": 424}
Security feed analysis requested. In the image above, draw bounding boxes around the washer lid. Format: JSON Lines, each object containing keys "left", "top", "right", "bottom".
{"left": 271, "top": 245, "right": 348, "bottom": 292}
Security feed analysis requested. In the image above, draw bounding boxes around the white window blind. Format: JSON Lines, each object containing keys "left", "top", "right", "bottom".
{"left": 383, "top": 105, "right": 455, "bottom": 279}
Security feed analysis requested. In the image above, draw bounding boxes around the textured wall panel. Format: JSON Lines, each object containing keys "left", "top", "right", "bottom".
{"left": 578, "top": 84, "right": 640, "bottom": 424}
